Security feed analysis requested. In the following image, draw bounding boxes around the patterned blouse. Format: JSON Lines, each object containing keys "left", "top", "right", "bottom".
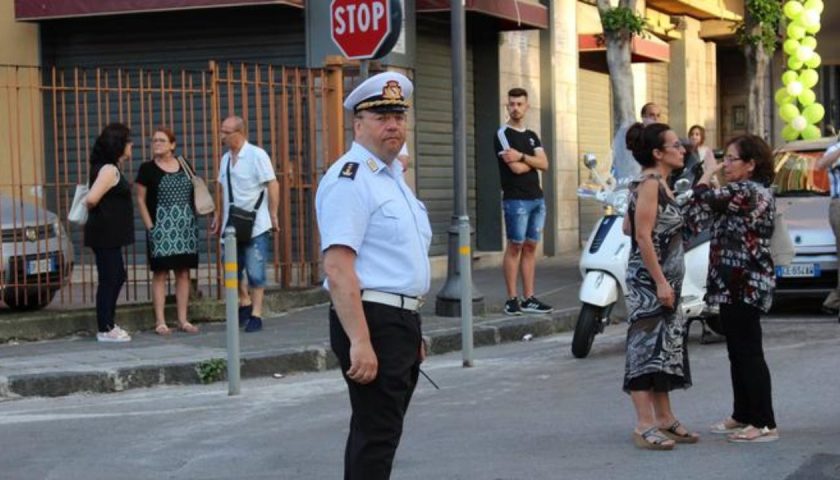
{"left": 684, "top": 180, "right": 776, "bottom": 312}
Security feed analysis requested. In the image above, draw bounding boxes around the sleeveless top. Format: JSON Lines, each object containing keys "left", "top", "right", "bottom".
{"left": 84, "top": 163, "right": 135, "bottom": 249}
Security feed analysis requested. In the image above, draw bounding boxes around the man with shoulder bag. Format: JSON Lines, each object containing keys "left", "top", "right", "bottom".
{"left": 211, "top": 115, "right": 279, "bottom": 332}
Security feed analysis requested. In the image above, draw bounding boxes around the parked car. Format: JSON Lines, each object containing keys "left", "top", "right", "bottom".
{"left": 772, "top": 136, "right": 839, "bottom": 296}
{"left": 0, "top": 194, "right": 74, "bottom": 310}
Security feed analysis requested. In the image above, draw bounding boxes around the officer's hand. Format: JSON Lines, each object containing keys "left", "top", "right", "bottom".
{"left": 418, "top": 338, "right": 427, "bottom": 363}
{"left": 347, "top": 339, "right": 378, "bottom": 384}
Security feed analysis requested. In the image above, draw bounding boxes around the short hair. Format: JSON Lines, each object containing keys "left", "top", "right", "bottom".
{"left": 625, "top": 122, "right": 670, "bottom": 168}
{"left": 725, "top": 134, "right": 775, "bottom": 186}
{"left": 640, "top": 102, "right": 658, "bottom": 118}
{"left": 90, "top": 123, "right": 131, "bottom": 166}
{"left": 507, "top": 87, "right": 528, "bottom": 99}
{"left": 153, "top": 126, "right": 176, "bottom": 144}
{"left": 688, "top": 125, "right": 706, "bottom": 145}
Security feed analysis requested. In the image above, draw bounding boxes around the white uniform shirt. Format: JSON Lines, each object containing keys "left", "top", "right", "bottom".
{"left": 826, "top": 142, "right": 840, "bottom": 198}
{"left": 218, "top": 141, "right": 276, "bottom": 240}
{"left": 316, "top": 142, "right": 432, "bottom": 296}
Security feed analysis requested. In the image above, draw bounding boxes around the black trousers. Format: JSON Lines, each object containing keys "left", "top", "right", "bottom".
{"left": 330, "top": 302, "right": 422, "bottom": 480}
{"left": 93, "top": 247, "right": 126, "bottom": 333}
{"left": 720, "top": 302, "right": 776, "bottom": 429}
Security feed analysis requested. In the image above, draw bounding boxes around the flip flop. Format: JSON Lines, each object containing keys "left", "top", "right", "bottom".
{"left": 661, "top": 421, "right": 700, "bottom": 444}
{"left": 710, "top": 417, "right": 747, "bottom": 434}
{"left": 178, "top": 322, "right": 199, "bottom": 334}
{"left": 633, "top": 427, "right": 675, "bottom": 451}
{"left": 727, "top": 425, "right": 779, "bottom": 443}
{"left": 155, "top": 324, "right": 172, "bottom": 335}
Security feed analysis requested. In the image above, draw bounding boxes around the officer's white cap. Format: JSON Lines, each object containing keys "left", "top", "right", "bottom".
{"left": 343, "top": 71, "right": 413, "bottom": 113}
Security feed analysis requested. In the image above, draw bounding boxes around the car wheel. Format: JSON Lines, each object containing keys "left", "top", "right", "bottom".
{"left": 2, "top": 289, "right": 56, "bottom": 311}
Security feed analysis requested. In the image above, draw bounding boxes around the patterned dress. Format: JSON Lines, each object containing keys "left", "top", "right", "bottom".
{"left": 683, "top": 181, "right": 775, "bottom": 312}
{"left": 624, "top": 174, "right": 691, "bottom": 393}
{"left": 135, "top": 160, "right": 199, "bottom": 272}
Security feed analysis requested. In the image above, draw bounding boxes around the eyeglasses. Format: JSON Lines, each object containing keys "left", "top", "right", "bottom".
{"left": 723, "top": 155, "right": 744, "bottom": 163}
{"left": 221, "top": 129, "right": 239, "bottom": 135}
{"left": 662, "top": 143, "right": 685, "bottom": 150}
{"left": 152, "top": 138, "right": 170, "bottom": 143}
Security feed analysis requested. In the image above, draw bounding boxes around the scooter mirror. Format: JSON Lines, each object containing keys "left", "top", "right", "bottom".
{"left": 674, "top": 178, "right": 691, "bottom": 193}
{"left": 583, "top": 153, "right": 597, "bottom": 169}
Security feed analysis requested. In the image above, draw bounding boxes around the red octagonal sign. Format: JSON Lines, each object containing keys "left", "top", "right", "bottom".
{"left": 331, "top": 0, "right": 391, "bottom": 60}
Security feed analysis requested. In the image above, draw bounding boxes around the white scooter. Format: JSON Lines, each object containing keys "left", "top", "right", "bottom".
{"left": 573, "top": 154, "right": 721, "bottom": 359}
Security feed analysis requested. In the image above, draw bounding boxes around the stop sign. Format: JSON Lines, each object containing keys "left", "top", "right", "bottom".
{"left": 331, "top": 0, "right": 401, "bottom": 60}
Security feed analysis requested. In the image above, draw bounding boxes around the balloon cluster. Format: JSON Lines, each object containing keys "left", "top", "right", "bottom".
{"left": 777, "top": 0, "right": 824, "bottom": 141}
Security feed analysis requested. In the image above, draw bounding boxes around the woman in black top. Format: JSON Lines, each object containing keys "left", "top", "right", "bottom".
{"left": 84, "top": 123, "right": 134, "bottom": 343}
{"left": 135, "top": 127, "right": 200, "bottom": 335}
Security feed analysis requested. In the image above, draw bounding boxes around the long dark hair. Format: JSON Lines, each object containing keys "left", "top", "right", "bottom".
{"left": 90, "top": 123, "right": 131, "bottom": 166}
{"left": 725, "top": 134, "right": 775, "bottom": 186}
{"left": 625, "top": 122, "right": 670, "bottom": 168}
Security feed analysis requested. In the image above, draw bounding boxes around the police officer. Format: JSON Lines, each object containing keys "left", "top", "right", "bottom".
{"left": 315, "top": 71, "right": 432, "bottom": 480}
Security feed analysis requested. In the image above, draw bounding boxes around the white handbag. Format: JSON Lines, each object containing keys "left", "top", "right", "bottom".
{"left": 68, "top": 184, "right": 89, "bottom": 225}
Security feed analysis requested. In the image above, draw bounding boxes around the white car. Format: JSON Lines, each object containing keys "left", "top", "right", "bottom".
{"left": 773, "top": 137, "right": 838, "bottom": 295}
{"left": 1, "top": 194, "right": 74, "bottom": 310}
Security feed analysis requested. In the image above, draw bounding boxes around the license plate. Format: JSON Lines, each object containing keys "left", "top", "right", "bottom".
{"left": 27, "top": 257, "right": 56, "bottom": 275}
{"left": 776, "top": 264, "right": 819, "bottom": 278}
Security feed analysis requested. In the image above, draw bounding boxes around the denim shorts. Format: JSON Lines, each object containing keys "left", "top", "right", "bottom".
{"left": 232, "top": 232, "right": 270, "bottom": 288}
{"left": 503, "top": 198, "right": 546, "bottom": 243}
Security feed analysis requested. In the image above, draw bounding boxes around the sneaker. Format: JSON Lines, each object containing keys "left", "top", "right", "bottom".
{"left": 504, "top": 298, "right": 522, "bottom": 316}
{"left": 112, "top": 324, "right": 129, "bottom": 336}
{"left": 244, "top": 315, "right": 263, "bottom": 333}
{"left": 238, "top": 305, "right": 253, "bottom": 328}
{"left": 97, "top": 329, "right": 131, "bottom": 343}
{"left": 520, "top": 296, "right": 553, "bottom": 314}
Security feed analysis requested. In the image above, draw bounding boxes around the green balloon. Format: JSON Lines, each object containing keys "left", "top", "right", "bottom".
{"left": 780, "top": 103, "right": 800, "bottom": 122}
{"left": 803, "top": 103, "right": 825, "bottom": 123}
{"left": 805, "top": 52, "right": 822, "bottom": 69}
{"left": 775, "top": 87, "right": 793, "bottom": 105}
{"left": 782, "top": 125, "right": 800, "bottom": 141}
{"left": 784, "top": 0, "right": 804, "bottom": 19}
{"left": 784, "top": 38, "right": 800, "bottom": 55}
{"left": 787, "top": 23, "right": 806, "bottom": 40}
{"left": 801, "top": 36, "right": 817, "bottom": 49}
{"left": 782, "top": 70, "right": 799, "bottom": 85}
{"left": 800, "top": 69, "right": 819, "bottom": 88}
{"left": 799, "top": 88, "right": 816, "bottom": 106}
{"left": 788, "top": 58, "right": 804, "bottom": 71}
{"left": 806, "top": 22, "right": 821, "bottom": 34}
{"left": 802, "top": 124, "right": 821, "bottom": 140}
{"left": 805, "top": 0, "right": 824, "bottom": 14}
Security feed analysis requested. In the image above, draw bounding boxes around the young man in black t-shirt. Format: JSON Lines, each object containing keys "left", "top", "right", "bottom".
{"left": 494, "top": 88, "right": 553, "bottom": 315}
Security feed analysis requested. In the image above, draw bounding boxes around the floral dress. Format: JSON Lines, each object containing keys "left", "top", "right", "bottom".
{"left": 624, "top": 174, "right": 691, "bottom": 393}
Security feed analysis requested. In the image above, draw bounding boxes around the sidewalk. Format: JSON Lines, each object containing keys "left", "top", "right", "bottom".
{"left": 0, "top": 253, "right": 585, "bottom": 399}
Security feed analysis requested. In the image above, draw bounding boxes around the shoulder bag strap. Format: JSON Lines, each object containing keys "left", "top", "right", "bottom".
{"left": 176, "top": 155, "right": 195, "bottom": 180}
{"left": 226, "top": 155, "right": 265, "bottom": 212}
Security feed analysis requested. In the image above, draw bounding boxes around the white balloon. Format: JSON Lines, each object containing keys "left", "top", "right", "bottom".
{"left": 787, "top": 81, "right": 804, "bottom": 97}
{"left": 791, "top": 115, "right": 808, "bottom": 132}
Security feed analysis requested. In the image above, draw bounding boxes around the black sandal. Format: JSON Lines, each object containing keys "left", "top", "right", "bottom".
{"left": 661, "top": 421, "right": 699, "bottom": 444}
{"left": 633, "top": 426, "right": 675, "bottom": 450}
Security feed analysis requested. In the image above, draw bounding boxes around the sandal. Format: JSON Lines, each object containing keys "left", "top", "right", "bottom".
{"left": 178, "top": 322, "right": 199, "bottom": 334}
{"left": 633, "top": 426, "right": 675, "bottom": 451}
{"left": 154, "top": 324, "right": 172, "bottom": 335}
{"left": 710, "top": 417, "right": 747, "bottom": 434}
{"left": 660, "top": 421, "right": 700, "bottom": 444}
{"left": 727, "top": 425, "right": 779, "bottom": 443}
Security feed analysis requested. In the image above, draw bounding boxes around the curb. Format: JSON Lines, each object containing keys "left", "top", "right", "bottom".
{"left": 0, "top": 308, "right": 578, "bottom": 399}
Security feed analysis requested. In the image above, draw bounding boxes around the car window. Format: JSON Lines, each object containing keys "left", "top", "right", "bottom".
{"left": 772, "top": 149, "right": 829, "bottom": 197}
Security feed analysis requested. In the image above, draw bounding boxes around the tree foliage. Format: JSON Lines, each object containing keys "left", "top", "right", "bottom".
{"left": 735, "top": 0, "right": 783, "bottom": 52}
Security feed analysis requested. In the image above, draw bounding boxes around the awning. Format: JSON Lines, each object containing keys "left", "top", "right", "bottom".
{"left": 416, "top": 0, "right": 548, "bottom": 30}
{"left": 578, "top": 34, "right": 670, "bottom": 73}
{"left": 15, "top": 0, "right": 302, "bottom": 21}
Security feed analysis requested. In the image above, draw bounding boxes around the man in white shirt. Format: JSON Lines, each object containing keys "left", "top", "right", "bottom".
{"left": 211, "top": 115, "right": 279, "bottom": 332}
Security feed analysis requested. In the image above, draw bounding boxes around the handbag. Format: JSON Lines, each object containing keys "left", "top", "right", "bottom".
{"left": 68, "top": 184, "right": 89, "bottom": 225}
{"left": 176, "top": 155, "right": 215, "bottom": 215}
{"left": 770, "top": 211, "right": 794, "bottom": 267}
{"left": 225, "top": 157, "right": 265, "bottom": 244}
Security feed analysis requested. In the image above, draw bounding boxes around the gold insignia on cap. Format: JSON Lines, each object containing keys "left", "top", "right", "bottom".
{"left": 367, "top": 158, "right": 379, "bottom": 172}
{"left": 382, "top": 80, "right": 402, "bottom": 101}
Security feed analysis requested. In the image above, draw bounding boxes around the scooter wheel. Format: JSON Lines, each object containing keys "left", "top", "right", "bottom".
{"left": 572, "top": 304, "right": 603, "bottom": 358}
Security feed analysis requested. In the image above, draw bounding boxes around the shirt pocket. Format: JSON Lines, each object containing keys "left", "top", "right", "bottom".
{"left": 370, "top": 200, "right": 401, "bottom": 243}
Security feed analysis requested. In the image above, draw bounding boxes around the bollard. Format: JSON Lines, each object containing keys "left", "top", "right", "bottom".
{"left": 224, "top": 227, "right": 241, "bottom": 395}
{"left": 458, "top": 216, "right": 474, "bottom": 367}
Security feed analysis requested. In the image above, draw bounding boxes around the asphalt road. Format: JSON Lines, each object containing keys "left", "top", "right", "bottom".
{"left": 1, "top": 308, "right": 839, "bottom": 480}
